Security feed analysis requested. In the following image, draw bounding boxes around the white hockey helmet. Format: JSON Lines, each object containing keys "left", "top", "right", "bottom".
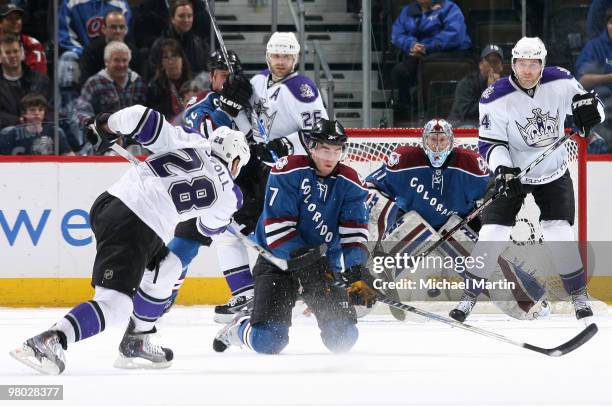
{"left": 422, "top": 118, "right": 454, "bottom": 168}
{"left": 511, "top": 37, "right": 547, "bottom": 80}
{"left": 266, "top": 32, "right": 300, "bottom": 71}
{"left": 210, "top": 127, "right": 251, "bottom": 177}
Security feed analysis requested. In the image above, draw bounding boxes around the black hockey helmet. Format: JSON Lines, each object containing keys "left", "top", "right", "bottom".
{"left": 207, "top": 49, "right": 243, "bottom": 73}
{"left": 306, "top": 118, "right": 348, "bottom": 149}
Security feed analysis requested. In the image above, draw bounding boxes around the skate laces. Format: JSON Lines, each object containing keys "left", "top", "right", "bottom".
{"left": 456, "top": 292, "right": 477, "bottom": 313}
{"left": 140, "top": 334, "right": 167, "bottom": 357}
{"left": 571, "top": 288, "right": 590, "bottom": 311}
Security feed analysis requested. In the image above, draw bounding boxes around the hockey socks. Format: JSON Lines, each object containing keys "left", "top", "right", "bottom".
{"left": 224, "top": 264, "right": 254, "bottom": 296}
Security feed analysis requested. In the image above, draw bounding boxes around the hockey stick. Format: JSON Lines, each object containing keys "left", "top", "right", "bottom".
{"left": 397, "top": 130, "right": 579, "bottom": 278}
{"left": 203, "top": 0, "right": 234, "bottom": 76}
{"left": 226, "top": 214, "right": 598, "bottom": 357}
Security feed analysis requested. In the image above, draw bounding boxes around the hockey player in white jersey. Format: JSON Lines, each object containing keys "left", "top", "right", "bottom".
{"left": 9, "top": 105, "right": 250, "bottom": 375}
{"left": 212, "top": 32, "right": 330, "bottom": 322}
{"left": 449, "top": 37, "right": 604, "bottom": 322}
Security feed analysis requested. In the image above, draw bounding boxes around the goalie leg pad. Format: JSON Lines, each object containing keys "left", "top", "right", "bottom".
{"left": 366, "top": 188, "right": 398, "bottom": 243}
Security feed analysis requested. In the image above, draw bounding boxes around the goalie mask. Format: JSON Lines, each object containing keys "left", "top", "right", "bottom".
{"left": 210, "top": 127, "right": 251, "bottom": 178}
{"left": 422, "top": 118, "right": 454, "bottom": 168}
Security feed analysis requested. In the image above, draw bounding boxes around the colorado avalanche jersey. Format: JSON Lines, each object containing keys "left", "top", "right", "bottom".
{"left": 106, "top": 105, "right": 242, "bottom": 243}
{"left": 366, "top": 147, "right": 489, "bottom": 230}
{"left": 247, "top": 70, "right": 328, "bottom": 155}
{"left": 478, "top": 67, "right": 601, "bottom": 184}
{"left": 254, "top": 156, "right": 369, "bottom": 272}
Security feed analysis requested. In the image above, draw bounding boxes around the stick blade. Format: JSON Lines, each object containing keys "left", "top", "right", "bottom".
{"left": 523, "top": 323, "right": 598, "bottom": 357}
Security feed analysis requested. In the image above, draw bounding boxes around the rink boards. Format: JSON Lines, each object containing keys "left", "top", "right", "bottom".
{"left": 1, "top": 157, "right": 611, "bottom": 306}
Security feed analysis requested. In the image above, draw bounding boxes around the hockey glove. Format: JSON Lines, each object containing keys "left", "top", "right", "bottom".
{"left": 251, "top": 137, "right": 294, "bottom": 164}
{"left": 219, "top": 74, "right": 253, "bottom": 117}
{"left": 572, "top": 91, "right": 602, "bottom": 135}
{"left": 84, "top": 113, "right": 118, "bottom": 154}
{"left": 494, "top": 166, "right": 524, "bottom": 198}
{"left": 341, "top": 265, "right": 378, "bottom": 308}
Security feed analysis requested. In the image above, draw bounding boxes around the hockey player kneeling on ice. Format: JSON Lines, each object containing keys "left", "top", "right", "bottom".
{"left": 366, "top": 118, "right": 549, "bottom": 321}
{"left": 213, "top": 119, "right": 374, "bottom": 354}
{"left": 450, "top": 37, "right": 604, "bottom": 323}
{"left": 9, "top": 106, "right": 250, "bottom": 375}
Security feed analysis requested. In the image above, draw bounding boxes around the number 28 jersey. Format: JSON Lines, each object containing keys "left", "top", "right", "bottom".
{"left": 106, "top": 105, "right": 242, "bottom": 243}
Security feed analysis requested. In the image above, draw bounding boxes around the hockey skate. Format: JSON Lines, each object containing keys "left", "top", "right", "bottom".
{"left": 570, "top": 287, "right": 593, "bottom": 321}
{"left": 113, "top": 319, "right": 173, "bottom": 369}
{"left": 214, "top": 289, "right": 254, "bottom": 323}
{"left": 212, "top": 311, "right": 249, "bottom": 353}
{"left": 9, "top": 330, "right": 66, "bottom": 375}
{"left": 449, "top": 291, "right": 478, "bottom": 322}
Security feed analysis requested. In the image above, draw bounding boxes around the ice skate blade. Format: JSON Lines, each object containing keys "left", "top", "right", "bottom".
{"left": 9, "top": 346, "right": 62, "bottom": 375}
{"left": 113, "top": 353, "right": 172, "bottom": 369}
{"left": 213, "top": 313, "right": 235, "bottom": 324}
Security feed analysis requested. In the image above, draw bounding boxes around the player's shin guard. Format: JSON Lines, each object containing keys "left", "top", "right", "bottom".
{"left": 319, "top": 319, "right": 358, "bottom": 353}
{"left": 51, "top": 287, "right": 133, "bottom": 346}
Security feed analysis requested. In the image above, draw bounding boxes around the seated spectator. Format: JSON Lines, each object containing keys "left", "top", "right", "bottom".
{"left": 449, "top": 44, "right": 503, "bottom": 126}
{"left": 149, "top": 0, "right": 209, "bottom": 77}
{"left": 75, "top": 41, "right": 146, "bottom": 130}
{"left": 59, "top": 0, "right": 131, "bottom": 57}
{"left": 146, "top": 39, "right": 192, "bottom": 121}
{"left": 587, "top": 0, "right": 611, "bottom": 40}
{"left": 576, "top": 6, "right": 612, "bottom": 150}
{"left": 0, "top": 93, "right": 73, "bottom": 155}
{"left": 80, "top": 9, "right": 141, "bottom": 84}
{"left": 0, "top": 34, "right": 49, "bottom": 130}
{"left": 391, "top": 0, "right": 471, "bottom": 109}
{"left": 0, "top": 4, "right": 47, "bottom": 75}
{"left": 131, "top": 0, "right": 211, "bottom": 50}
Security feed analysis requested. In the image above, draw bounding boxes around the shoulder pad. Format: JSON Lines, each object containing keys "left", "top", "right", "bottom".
{"left": 541, "top": 66, "right": 574, "bottom": 84}
{"left": 449, "top": 148, "right": 489, "bottom": 175}
{"left": 386, "top": 146, "right": 429, "bottom": 169}
{"left": 480, "top": 77, "right": 516, "bottom": 104}
{"left": 271, "top": 155, "right": 310, "bottom": 174}
{"left": 336, "top": 164, "right": 367, "bottom": 189}
{"left": 284, "top": 74, "right": 319, "bottom": 103}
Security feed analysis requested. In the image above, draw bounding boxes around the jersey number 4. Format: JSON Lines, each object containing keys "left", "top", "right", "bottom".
{"left": 147, "top": 148, "right": 217, "bottom": 213}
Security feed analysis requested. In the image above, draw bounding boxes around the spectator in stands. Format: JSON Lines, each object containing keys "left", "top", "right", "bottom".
{"left": 149, "top": 0, "right": 209, "bottom": 78}
{"left": 80, "top": 9, "right": 141, "bottom": 84}
{"left": 75, "top": 41, "right": 146, "bottom": 129}
{"left": 146, "top": 38, "right": 192, "bottom": 121}
{"left": 587, "top": 0, "right": 612, "bottom": 40}
{"left": 59, "top": 0, "right": 131, "bottom": 57}
{"left": 0, "top": 4, "right": 47, "bottom": 75}
{"left": 0, "top": 93, "right": 72, "bottom": 155}
{"left": 577, "top": 6, "right": 612, "bottom": 152}
{"left": 0, "top": 34, "right": 49, "bottom": 130}
{"left": 391, "top": 0, "right": 472, "bottom": 110}
{"left": 131, "top": 0, "right": 211, "bottom": 50}
{"left": 448, "top": 44, "right": 503, "bottom": 127}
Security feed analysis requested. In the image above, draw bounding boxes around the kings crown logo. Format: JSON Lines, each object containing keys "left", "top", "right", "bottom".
{"left": 515, "top": 108, "right": 559, "bottom": 147}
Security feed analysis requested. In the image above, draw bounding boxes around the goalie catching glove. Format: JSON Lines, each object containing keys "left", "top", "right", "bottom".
{"left": 219, "top": 74, "right": 253, "bottom": 117}
{"left": 84, "top": 113, "right": 118, "bottom": 154}
{"left": 494, "top": 166, "right": 524, "bottom": 198}
{"left": 340, "top": 265, "right": 378, "bottom": 308}
{"left": 571, "top": 91, "right": 602, "bottom": 135}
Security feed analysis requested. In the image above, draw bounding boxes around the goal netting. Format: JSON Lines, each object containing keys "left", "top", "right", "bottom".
{"left": 344, "top": 128, "right": 592, "bottom": 315}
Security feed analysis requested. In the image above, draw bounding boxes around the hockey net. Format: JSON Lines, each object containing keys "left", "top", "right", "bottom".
{"left": 344, "top": 127, "right": 589, "bottom": 314}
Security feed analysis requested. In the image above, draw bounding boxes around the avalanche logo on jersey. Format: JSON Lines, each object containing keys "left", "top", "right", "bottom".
{"left": 252, "top": 98, "right": 277, "bottom": 139}
{"left": 387, "top": 151, "right": 400, "bottom": 167}
{"left": 515, "top": 108, "right": 559, "bottom": 147}
{"left": 275, "top": 156, "right": 288, "bottom": 170}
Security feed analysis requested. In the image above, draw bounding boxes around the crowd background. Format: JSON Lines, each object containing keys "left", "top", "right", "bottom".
{"left": 0, "top": 0, "right": 610, "bottom": 155}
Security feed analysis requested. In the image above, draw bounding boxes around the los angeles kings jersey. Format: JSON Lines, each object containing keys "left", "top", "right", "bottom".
{"left": 478, "top": 67, "right": 601, "bottom": 184}
{"left": 106, "top": 105, "right": 242, "bottom": 243}
{"left": 246, "top": 70, "right": 328, "bottom": 155}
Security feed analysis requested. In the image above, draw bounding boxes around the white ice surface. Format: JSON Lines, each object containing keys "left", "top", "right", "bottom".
{"left": 1, "top": 305, "right": 610, "bottom": 406}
